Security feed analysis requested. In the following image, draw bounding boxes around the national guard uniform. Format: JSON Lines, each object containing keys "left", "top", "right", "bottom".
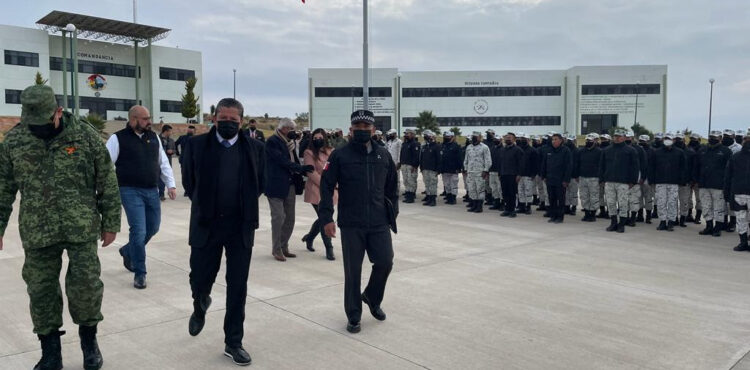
{"left": 597, "top": 134, "right": 612, "bottom": 218}
{"left": 600, "top": 129, "right": 639, "bottom": 233}
{"left": 723, "top": 129, "right": 742, "bottom": 232}
{"left": 517, "top": 133, "right": 538, "bottom": 214}
{"left": 540, "top": 133, "right": 572, "bottom": 223}
{"left": 627, "top": 130, "right": 648, "bottom": 226}
{"left": 385, "top": 129, "right": 402, "bottom": 192}
{"left": 564, "top": 134, "right": 580, "bottom": 215}
{"left": 535, "top": 134, "right": 552, "bottom": 211}
{"left": 688, "top": 133, "right": 704, "bottom": 223}
{"left": 419, "top": 130, "right": 441, "bottom": 206}
{"left": 484, "top": 129, "right": 497, "bottom": 204}
{"left": 697, "top": 130, "right": 732, "bottom": 236}
{"left": 649, "top": 133, "right": 684, "bottom": 231}
{"left": 488, "top": 136, "right": 503, "bottom": 209}
{"left": 724, "top": 129, "right": 750, "bottom": 251}
{"left": 440, "top": 132, "right": 463, "bottom": 204}
{"left": 399, "top": 129, "right": 420, "bottom": 203}
{"left": 637, "top": 135, "right": 655, "bottom": 223}
{"left": 0, "top": 85, "right": 121, "bottom": 370}
{"left": 464, "top": 131, "right": 492, "bottom": 213}
{"left": 674, "top": 133, "right": 696, "bottom": 227}
{"left": 578, "top": 133, "right": 602, "bottom": 222}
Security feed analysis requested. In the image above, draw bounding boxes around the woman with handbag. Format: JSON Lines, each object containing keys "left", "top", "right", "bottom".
{"left": 302, "top": 128, "right": 338, "bottom": 260}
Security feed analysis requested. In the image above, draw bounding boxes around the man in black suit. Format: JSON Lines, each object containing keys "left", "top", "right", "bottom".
{"left": 245, "top": 118, "right": 265, "bottom": 142}
{"left": 181, "top": 98, "right": 265, "bottom": 366}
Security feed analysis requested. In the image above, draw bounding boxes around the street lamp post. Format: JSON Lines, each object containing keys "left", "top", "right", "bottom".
{"left": 65, "top": 23, "right": 79, "bottom": 116}
{"left": 233, "top": 69, "right": 237, "bottom": 99}
{"left": 633, "top": 82, "right": 640, "bottom": 127}
{"left": 708, "top": 78, "right": 715, "bottom": 134}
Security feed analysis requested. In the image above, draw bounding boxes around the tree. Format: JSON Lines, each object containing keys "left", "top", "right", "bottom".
{"left": 682, "top": 127, "right": 693, "bottom": 138}
{"left": 450, "top": 127, "right": 462, "bottom": 137}
{"left": 209, "top": 104, "right": 216, "bottom": 116}
{"left": 630, "top": 123, "right": 653, "bottom": 139}
{"left": 264, "top": 113, "right": 269, "bottom": 120}
{"left": 414, "top": 110, "right": 440, "bottom": 135}
{"left": 181, "top": 78, "right": 199, "bottom": 123}
{"left": 84, "top": 113, "right": 106, "bottom": 132}
{"left": 34, "top": 71, "right": 47, "bottom": 85}
{"left": 295, "top": 112, "right": 309, "bottom": 121}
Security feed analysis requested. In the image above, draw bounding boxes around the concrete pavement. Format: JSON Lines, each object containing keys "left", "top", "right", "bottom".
{"left": 2, "top": 167, "right": 750, "bottom": 369}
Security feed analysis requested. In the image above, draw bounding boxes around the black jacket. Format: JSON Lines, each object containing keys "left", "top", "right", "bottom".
{"left": 400, "top": 138, "right": 421, "bottom": 167}
{"left": 725, "top": 146, "right": 750, "bottom": 197}
{"left": 537, "top": 144, "right": 552, "bottom": 173}
{"left": 519, "top": 143, "right": 538, "bottom": 177}
{"left": 420, "top": 141, "right": 441, "bottom": 172}
{"left": 490, "top": 144, "right": 503, "bottom": 173}
{"left": 649, "top": 147, "right": 685, "bottom": 185}
{"left": 264, "top": 134, "right": 305, "bottom": 199}
{"left": 697, "top": 144, "right": 732, "bottom": 190}
{"left": 631, "top": 143, "right": 648, "bottom": 182}
{"left": 678, "top": 144, "right": 697, "bottom": 185}
{"left": 319, "top": 140, "right": 399, "bottom": 230}
{"left": 182, "top": 127, "right": 265, "bottom": 249}
{"left": 566, "top": 142, "right": 579, "bottom": 178}
{"left": 500, "top": 144, "right": 524, "bottom": 176}
{"left": 639, "top": 143, "right": 655, "bottom": 180}
{"left": 577, "top": 146, "right": 602, "bottom": 178}
{"left": 243, "top": 128, "right": 265, "bottom": 143}
{"left": 541, "top": 145, "right": 572, "bottom": 186}
{"left": 599, "top": 142, "right": 639, "bottom": 184}
{"left": 440, "top": 141, "right": 463, "bottom": 173}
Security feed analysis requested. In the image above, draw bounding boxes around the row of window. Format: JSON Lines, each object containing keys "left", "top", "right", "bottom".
{"left": 581, "top": 84, "right": 660, "bottom": 95}
{"left": 402, "top": 116, "right": 562, "bottom": 127}
{"left": 6, "top": 89, "right": 181, "bottom": 115}
{"left": 4, "top": 50, "right": 40, "bottom": 67}
{"left": 403, "top": 86, "right": 562, "bottom": 98}
{"left": 50, "top": 57, "right": 138, "bottom": 78}
{"left": 160, "top": 100, "right": 183, "bottom": 113}
{"left": 159, "top": 67, "right": 196, "bottom": 82}
{"left": 314, "top": 87, "right": 392, "bottom": 98}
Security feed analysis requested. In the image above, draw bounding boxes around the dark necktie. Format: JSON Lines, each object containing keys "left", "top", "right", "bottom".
{"left": 222, "top": 140, "right": 231, "bottom": 148}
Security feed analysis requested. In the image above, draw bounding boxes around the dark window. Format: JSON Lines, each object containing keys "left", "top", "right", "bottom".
{"left": 159, "top": 67, "right": 196, "bottom": 81}
{"left": 160, "top": 100, "right": 183, "bottom": 113}
{"left": 53, "top": 95, "right": 137, "bottom": 114}
{"left": 402, "top": 115, "right": 561, "bottom": 127}
{"left": 314, "top": 87, "right": 392, "bottom": 98}
{"left": 5, "top": 89, "right": 22, "bottom": 104}
{"left": 581, "top": 84, "right": 660, "bottom": 95}
{"left": 50, "top": 57, "right": 136, "bottom": 78}
{"left": 4, "top": 50, "right": 39, "bottom": 67}
{"left": 401, "top": 86, "right": 561, "bottom": 98}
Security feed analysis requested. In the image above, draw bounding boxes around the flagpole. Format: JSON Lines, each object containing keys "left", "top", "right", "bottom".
{"left": 363, "top": 0, "right": 369, "bottom": 111}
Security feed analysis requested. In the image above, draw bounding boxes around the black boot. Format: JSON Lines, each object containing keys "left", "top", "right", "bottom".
{"left": 627, "top": 212, "right": 637, "bottom": 227}
{"left": 617, "top": 218, "right": 626, "bottom": 233}
{"left": 403, "top": 192, "right": 414, "bottom": 203}
{"left": 694, "top": 209, "right": 702, "bottom": 224}
{"left": 686, "top": 209, "right": 694, "bottom": 223}
{"left": 679, "top": 216, "right": 687, "bottom": 227}
{"left": 597, "top": 206, "right": 608, "bottom": 219}
{"left": 467, "top": 200, "right": 477, "bottom": 212}
{"left": 79, "top": 325, "right": 103, "bottom": 370}
{"left": 581, "top": 210, "right": 590, "bottom": 222}
{"left": 474, "top": 200, "right": 483, "bottom": 213}
{"left": 734, "top": 233, "right": 749, "bottom": 252}
{"left": 699, "top": 220, "right": 714, "bottom": 235}
{"left": 667, "top": 220, "right": 675, "bottom": 232}
{"left": 323, "top": 235, "right": 335, "bottom": 261}
{"left": 728, "top": 216, "right": 737, "bottom": 232}
{"left": 524, "top": 203, "right": 532, "bottom": 215}
{"left": 712, "top": 222, "right": 723, "bottom": 237}
{"left": 636, "top": 209, "right": 644, "bottom": 222}
{"left": 446, "top": 194, "right": 457, "bottom": 205}
{"left": 652, "top": 206, "right": 658, "bottom": 219}
{"left": 34, "top": 331, "right": 64, "bottom": 370}
{"left": 537, "top": 202, "right": 547, "bottom": 211}
{"left": 463, "top": 193, "right": 470, "bottom": 202}
{"left": 657, "top": 220, "right": 667, "bottom": 231}
{"left": 189, "top": 295, "right": 212, "bottom": 336}
{"left": 645, "top": 210, "right": 652, "bottom": 224}
{"left": 427, "top": 195, "right": 437, "bottom": 206}
{"left": 606, "top": 216, "right": 618, "bottom": 232}
{"left": 532, "top": 195, "right": 539, "bottom": 205}
{"left": 485, "top": 195, "right": 493, "bottom": 206}
{"left": 570, "top": 205, "right": 577, "bottom": 216}
{"left": 489, "top": 199, "right": 501, "bottom": 210}
{"left": 302, "top": 234, "right": 315, "bottom": 252}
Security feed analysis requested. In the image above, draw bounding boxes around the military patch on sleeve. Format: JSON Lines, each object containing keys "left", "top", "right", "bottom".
{"left": 65, "top": 146, "right": 77, "bottom": 155}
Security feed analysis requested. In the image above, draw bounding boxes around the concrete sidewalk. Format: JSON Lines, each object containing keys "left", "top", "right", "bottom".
{"left": 2, "top": 167, "right": 750, "bottom": 369}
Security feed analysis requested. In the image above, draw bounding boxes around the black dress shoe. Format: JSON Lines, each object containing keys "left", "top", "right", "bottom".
{"left": 346, "top": 321, "right": 361, "bottom": 334}
{"left": 119, "top": 247, "right": 134, "bottom": 272}
{"left": 134, "top": 275, "right": 147, "bottom": 289}
{"left": 362, "top": 294, "right": 386, "bottom": 321}
{"left": 224, "top": 345, "right": 252, "bottom": 366}
{"left": 189, "top": 296, "right": 212, "bottom": 336}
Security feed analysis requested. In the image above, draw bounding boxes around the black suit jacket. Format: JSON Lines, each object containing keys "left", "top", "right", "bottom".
{"left": 182, "top": 127, "right": 266, "bottom": 249}
{"left": 244, "top": 128, "right": 265, "bottom": 143}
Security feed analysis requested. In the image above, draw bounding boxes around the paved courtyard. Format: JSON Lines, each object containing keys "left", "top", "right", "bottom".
{"left": 2, "top": 165, "right": 750, "bottom": 369}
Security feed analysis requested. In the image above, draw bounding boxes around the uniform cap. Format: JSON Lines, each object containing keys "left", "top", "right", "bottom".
{"left": 422, "top": 130, "right": 434, "bottom": 137}
{"left": 737, "top": 129, "right": 746, "bottom": 136}
{"left": 518, "top": 132, "right": 528, "bottom": 139}
{"left": 350, "top": 110, "right": 375, "bottom": 125}
{"left": 638, "top": 134, "right": 650, "bottom": 141}
{"left": 600, "top": 134, "right": 611, "bottom": 140}
{"left": 586, "top": 133, "right": 599, "bottom": 141}
{"left": 673, "top": 132, "right": 685, "bottom": 139}
{"left": 404, "top": 128, "right": 415, "bottom": 134}
{"left": 625, "top": 130, "right": 634, "bottom": 137}
{"left": 375, "top": 130, "right": 382, "bottom": 135}
{"left": 505, "top": 131, "right": 516, "bottom": 137}
{"left": 708, "top": 130, "right": 722, "bottom": 137}
{"left": 613, "top": 129, "right": 627, "bottom": 137}
{"left": 335, "top": 128, "right": 343, "bottom": 133}
{"left": 690, "top": 133, "right": 701, "bottom": 139}
{"left": 387, "top": 129, "right": 397, "bottom": 135}
{"left": 486, "top": 129, "right": 495, "bottom": 135}
{"left": 723, "top": 129, "right": 736, "bottom": 136}
{"left": 664, "top": 132, "right": 674, "bottom": 139}
{"left": 21, "top": 85, "right": 58, "bottom": 126}
{"left": 443, "top": 131, "right": 454, "bottom": 137}
{"left": 746, "top": 129, "right": 750, "bottom": 138}
{"left": 472, "top": 131, "right": 483, "bottom": 137}
{"left": 654, "top": 132, "right": 664, "bottom": 139}
{"left": 567, "top": 134, "right": 576, "bottom": 141}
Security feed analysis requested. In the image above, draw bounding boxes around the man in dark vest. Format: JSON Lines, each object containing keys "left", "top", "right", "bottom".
{"left": 182, "top": 98, "right": 265, "bottom": 366}
{"left": 320, "top": 110, "right": 399, "bottom": 334}
{"left": 106, "top": 105, "right": 177, "bottom": 289}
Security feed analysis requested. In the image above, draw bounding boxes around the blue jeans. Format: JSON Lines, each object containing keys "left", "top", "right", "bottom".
{"left": 119, "top": 187, "right": 161, "bottom": 277}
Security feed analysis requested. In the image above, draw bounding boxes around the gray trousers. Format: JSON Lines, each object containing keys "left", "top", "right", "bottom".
{"left": 565, "top": 178, "right": 579, "bottom": 206}
{"left": 268, "top": 185, "right": 296, "bottom": 255}
{"left": 423, "top": 170, "right": 439, "bottom": 195}
{"left": 535, "top": 176, "right": 547, "bottom": 202}
{"left": 641, "top": 182, "right": 654, "bottom": 211}
{"left": 489, "top": 172, "right": 502, "bottom": 199}
{"left": 579, "top": 177, "right": 600, "bottom": 210}
{"left": 442, "top": 173, "right": 459, "bottom": 195}
{"left": 678, "top": 185, "right": 692, "bottom": 217}
{"left": 518, "top": 176, "right": 535, "bottom": 203}
{"left": 700, "top": 188, "right": 725, "bottom": 222}
{"left": 655, "top": 184, "right": 679, "bottom": 222}
{"left": 735, "top": 194, "right": 750, "bottom": 235}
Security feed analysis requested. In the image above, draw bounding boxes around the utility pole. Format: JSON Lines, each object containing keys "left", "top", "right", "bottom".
{"left": 362, "top": 0, "right": 369, "bottom": 111}
{"left": 708, "top": 78, "right": 715, "bottom": 134}
{"left": 233, "top": 69, "right": 237, "bottom": 99}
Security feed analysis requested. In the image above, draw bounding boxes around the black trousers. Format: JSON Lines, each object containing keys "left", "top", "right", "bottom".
{"left": 547, "top": 183, "right": 566, "bottom": 220}
{"left": 340, "top": 226, "right": 394, "bottom": 323}
{"left": 307, "top": 204, "right": 332, "bottom": 246}
{"left": 189, "top": 225, "right": 252, "bottom": 347}
{"left": 500, "top": 175, "right": 518, "bottom": 211}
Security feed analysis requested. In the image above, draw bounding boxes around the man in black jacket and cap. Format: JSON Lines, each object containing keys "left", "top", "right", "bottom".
{"left": 500, "top": 132, "right": 524, "bottom": 217}
{"left": 540, "top": 133, "right": 572, "bottom": 223}
{"left": 697, "top": 130, "right": 732, "bottom": 236}
{"left": 649, "top": 133, "right": 684, "bottom": 231}
{"left": 600, "top": 129, "right": 640, "bottom": 233}
{"left": 440, "top": 131, "right": 463, "bottom": 204}
{"left": 516, "top": 133, "right": 538, "bottom": 214}
{"left": 725, "top": 129, "right": 750, "bottom": 251}
{"left": 182, "top": 98, "right": 266, "bottom": 366}
{"left": 320, "top": 110, "right": 399, "bottom": 334}
{"left": 578, "top": 133, "right": 602, "bottom": 222}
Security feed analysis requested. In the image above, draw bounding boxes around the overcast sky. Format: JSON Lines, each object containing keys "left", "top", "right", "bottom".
{"left": 2, "top": 0, "right": 748, "bottom": 134}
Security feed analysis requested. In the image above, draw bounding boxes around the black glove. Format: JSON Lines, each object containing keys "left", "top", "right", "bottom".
{"left": 301, "top": 165, "right": 315, "bottom": 173}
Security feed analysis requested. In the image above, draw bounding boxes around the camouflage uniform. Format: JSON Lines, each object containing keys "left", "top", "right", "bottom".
{"left": 605, "top": 183, "right": 630, "bottom": 218}
{"left": 565, "top": 178, "right": 579, "bottom": 207}
{"left": 628, "top": 181, "right": 642, "bottom": 214}
{"left": 700, "top": 188, "right": 725, "bottom": 222}
{"left": 535, "top": 176, "right": 548, "bottom": 203}
{"left": 517, "top": 176, "right": 535, "bottom": 204}
{"left": 401, "top": 165, "right": 418, "bottom": 193}
{"left": 463, "top": 142, "right": 491, "bottom": 199}
{"left": 0, "top": 85, "right": 121, "bottom": 335}
{"left": 655, "top": 184, "right": 679, "bottom": 222}
{"left": 678, "top": 185, "right": 692, "bottom": 217}
{"left": 735, "top": 195, "right": 750, "bottom": 235}
{"left": 579, "top": 177, "right": 600, "bottom": 210}
{"left": 489, "top": 172, "right": 502, "bottom": 200}
{"left": 640, "top": 181, "right": 654, "bottom": 213}
{"left": 422, "top": 170, "right": 439, "bottom": 196}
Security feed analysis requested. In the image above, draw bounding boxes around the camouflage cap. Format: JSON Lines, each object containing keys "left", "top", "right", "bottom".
{"left": 737, "top": 129, "right": 746, "bottom": 136}
{"left": 600, "top": 134, "right": 611, "bottom": 140}
{"left": 586, "top": 133, "right": 599, "bottom": 141}
{"left": 485, "top": 129, "right": 495, "bottom": 135}
{"left": 654, "top": 132, "right": 664, "bottom": 139}
{"left": 639, "top": 134, "right": 650, "bottom": 141}
{"left": 708, "top": 130, "right": 722, "bottom": 137}
{"left": 443, "top": 131, "right": 454, "bottom": 137}
{"left": 21, "top": 84, "right": 58, "bottom": 126}
{"left": 613, "top": 129, "right": 627, "bottom": 137}
{"left": 472, "top": 131, "right": 483, "bottom": 137}
{"left": 723, "top": 129, "right": 735, "bottom": 136}
{"left": 404, "top": 128, "right": 415, "bottom": 134}
{"left": 690, "top": 133, "right": 701, "bottom": 139}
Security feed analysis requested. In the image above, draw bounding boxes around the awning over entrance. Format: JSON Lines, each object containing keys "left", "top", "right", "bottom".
{"left": 36, "top": 10, "right": 170, "bottom": 42}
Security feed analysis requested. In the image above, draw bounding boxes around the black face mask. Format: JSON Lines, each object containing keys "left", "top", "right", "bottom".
{"left": 737, "top": 137, "right": 744, "bottom": 144}
{"left": 689, "top": 139, "right": 699, "bottom": 147}
{"left": 585, "top": 141, "right": 594, "bottom": 148}
{"left": 471, "top": 137, "right": 480, "bottom": 145}
{"left": 542, "top": 139, "right": 550, "bottom": 146}
{"left": 312, "top": 139, "right": 325, "bottom": 148}
{"left": 504, "top": 140, "right": 513, "bottom": 146}
{"left": 723, "top": 137, "right": 735, "bottom": 147}
{"left": 624, "top": 139, "right": 632, "bottom": 145}
{"left": 674, "top": 140, "right": 686, "bottom": 149}
{"left": 518, "top": 141, "right": 528, "bottom": 148}
{"left": 600, "top": 141, "right": 610, "bottom": 148}
{"left": 743, "top": 142, "right": 750, "bottom": 151}
{"left": 352, "top": 129, "right": 371, "bottom": 144}
{"left": 443, "top": 136, "right": 451, "bottom": 142}
{"left": 287, "top": 131, "right": 298, "bottom": 140}
{"left": 639, "top": 142, "right": 648, "bottom": 147}
{"left": 217, "top": 120, "right": 239, "bottom": 140}
{"left": 186, "top": 132, "right": 194, "bottom": 137}
{"left": 708, "top": 138, "right": 720, "bottom": 146}
{"left": 28, "top": 122, "right": 62, "bottom": 140}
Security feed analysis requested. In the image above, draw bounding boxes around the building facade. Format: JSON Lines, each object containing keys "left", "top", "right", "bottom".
{"left": 1, "top": 23, "right": 202, "bottom": 123}
{"left": 309, "top": 65, "right": 667, "bottom": 136}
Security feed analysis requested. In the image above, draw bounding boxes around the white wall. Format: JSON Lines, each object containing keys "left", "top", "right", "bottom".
{"left": 0, "top": 24, "right": 50, "bottom": 116}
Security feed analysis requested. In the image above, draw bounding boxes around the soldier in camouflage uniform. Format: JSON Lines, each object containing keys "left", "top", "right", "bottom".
{"left": 600, "top": 130, "right": 639, "bottom": 233}
{"left": 650, "top": 133, "right": 684, "bottom": 231}
{"left": 0, "top": 85, "right": 121, "bottom": 370}
{"left": 463, "top": 131, "right": 492, "bottom": 213}
{"left": 419, "top": 130, "right": 441, "bottom": 206}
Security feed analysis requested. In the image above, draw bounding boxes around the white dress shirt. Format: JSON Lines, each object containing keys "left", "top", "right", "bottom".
{"left": 216, "top": 132, "right": 238, "bottom": 146}
{"left": 105, "top": 131, "right": 177, "bottom": 189}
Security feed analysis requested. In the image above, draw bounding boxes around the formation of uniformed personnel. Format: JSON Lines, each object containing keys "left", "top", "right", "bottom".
{"left": 649, "top": 133, "right": 685, "bottom": 231}
{"left": 0, "top": 85, "right": 122, "bottom": 370}
{"left": 440, "top": 131, "right": 463, "bottom": 205}
{"left": 463, "top": 131, "right": 492, "bottom": 213}
{"left": 319, "top": 109, "right": 399, "bottom": 334}
{"left": 578, "top": 133, "right": 603, "bottom": 222}
{"left": 517, "top": 133, "right": 538, "bottom": 214}
{"left": 419, "top": 130, "right": 441, "bottom": 207}
{"left": 724, "top": 130, "right": 750, "bottom": 251}
{"left": 399, "top": 129, "right": 421, "bottom": 203}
